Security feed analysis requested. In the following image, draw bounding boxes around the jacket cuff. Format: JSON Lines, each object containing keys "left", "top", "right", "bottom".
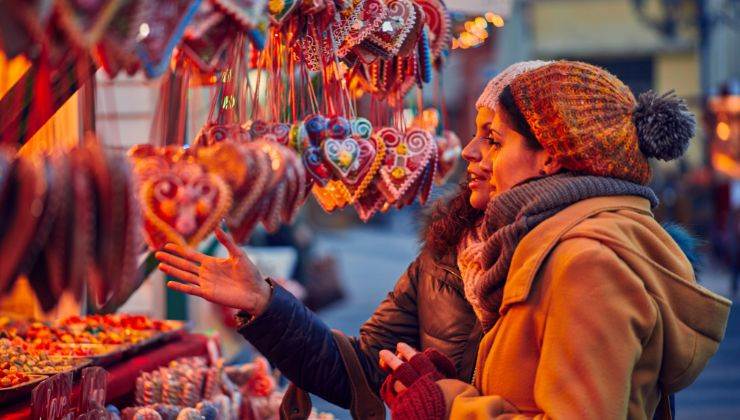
{"left": 236, "top": 282, "right": 299, "bottom": 341}
{"left": 234, "top": 278, "right": 280, "bottom": 329}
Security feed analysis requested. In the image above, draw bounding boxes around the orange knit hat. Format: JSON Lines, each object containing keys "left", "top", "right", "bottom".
{"left": 506, "top": 60, "right": 695, "bottom": 185}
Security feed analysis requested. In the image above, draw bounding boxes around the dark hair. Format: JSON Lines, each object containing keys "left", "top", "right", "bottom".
{"left": 499, "top": 85, "right": 542, "bottom": 150}
{"left": 420, "top": 180, "right": 483, "bottom": 259}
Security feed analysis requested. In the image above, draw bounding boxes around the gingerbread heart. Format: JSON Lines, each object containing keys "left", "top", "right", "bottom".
{"left": 397, "top": 3, "right": 425, "bottom": 57}
{"left": 336, "top": 0, "right": 387, "bottom": 57}
{"left": 228, "top": 146, "right": 271, "bottom": 227}
{"left": 249, "top": 119, "right": 270, "bottom": 138}
{"left": 377, "top": 127, "right": 435, "bottom": 203}
{"left": 141, "top": 161, "right": 232, "bottom": 250}
{"left": 363, "top": 0, "right": 416, "bottom": 58}
{"left": 195, "top": 122, "right": 251, "bottom": 146}
{"left": 417, "top": 0, "right": 450, "bottom": 60}
{"left": 323, "top": 138, "right": 360, "bottom": 178}
{"left": 269, "top": 123, "right": 291, "bottom": 145}
{"left": 303, "top": 145, "right": 332, "bottom": 186}
{"left": 353, "top": 181, "right": 386, "bottom": 222}
{"left": 345, "top": 137, "right": 377, "bottom": 186}
{"left": 351, "top": 134, "right": 386, "bottom": 201}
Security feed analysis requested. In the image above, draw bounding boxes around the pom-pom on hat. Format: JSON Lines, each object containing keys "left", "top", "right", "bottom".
{"left": 505, "top": 60, "right": 696, "bottom": 185}
{"left": 475, "top": 60, "right": 552, "bottom": 111}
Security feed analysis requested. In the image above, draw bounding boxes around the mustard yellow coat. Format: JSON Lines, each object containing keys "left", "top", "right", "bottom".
{"left": 437, "top": 196, "right": 731, "bottom": 419}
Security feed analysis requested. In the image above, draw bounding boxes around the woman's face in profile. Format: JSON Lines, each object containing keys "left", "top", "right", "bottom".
{"left": 462, "top": 107, "right": 495, "bottom": 210}
{"left": 463, "top": 105, "right": 555, "bottom": 210}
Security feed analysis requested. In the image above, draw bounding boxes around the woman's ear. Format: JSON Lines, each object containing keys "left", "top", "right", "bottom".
{"left": 540, "top": 155, "right": 562, "bottom": 176}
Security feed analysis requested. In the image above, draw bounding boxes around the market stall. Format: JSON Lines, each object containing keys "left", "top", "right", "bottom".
{"left": 0, "top": 0, "right": 480, "bottom": 417}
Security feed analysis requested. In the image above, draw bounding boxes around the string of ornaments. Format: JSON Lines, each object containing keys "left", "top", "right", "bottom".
{"left": 129, "top": 0, "right": 460, "bottom": 249}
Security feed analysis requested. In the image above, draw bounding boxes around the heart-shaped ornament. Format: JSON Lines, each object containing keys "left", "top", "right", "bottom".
{"left": 323, "top": 138, "right": 360, "bottom": 178}
{"left": 351, "top": 134, "right": 386, "bottom": 201}
{"left": 417, "top": 0, "right": 450, "bottom": 60}
{"left": 344, "top": 137, "right": 377, "bottom": 186}
{"left": 397, "top": 3, "right": 425, "bottom": 56}
{"left": 303, "top": 145, "right": 332, "bottom": 186}
{"left": 141, "top": 161, "right": 232, "bottom": 250}
{"left": 228, "top": 146, "right": 272, "bottom": 227}
{"left": 377, "top": 127, "right": 434, "bottom": 203}
{"left": 353, "top": 181, "right": 386, "bottom": 222}
{"left": 195, "top": 122, "right": 251, "bottom": 146}
{"left": 363, "top": 0, "right": 416, "bottom": 58}
{"left": 336, "top": 0, "right": 387, "bottom": 57}
{"left": 269, "top": 123, "right": 292, "bottom": 146}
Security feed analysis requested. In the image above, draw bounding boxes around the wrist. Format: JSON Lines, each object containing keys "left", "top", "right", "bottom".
{"left": 236, "top": 278, "right": 274, "bottom": 325}
{"left": 251, "top": 277, "right": 274, "bottom": 317}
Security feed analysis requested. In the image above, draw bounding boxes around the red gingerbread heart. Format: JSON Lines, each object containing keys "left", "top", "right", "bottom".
{"left": 377, "top": 127, "right": 435, "bottom": 204}
{"left": 140, "top": 160, "right": 232, "bottom": 250}
{"left": 362, "top": 0, "right": 416, "bottom": 58}
{"left": 336, "top": 0, "right": 388, "bottom": 57}
{"left": 417, "top": 0, "right": 451, "bottom": 60}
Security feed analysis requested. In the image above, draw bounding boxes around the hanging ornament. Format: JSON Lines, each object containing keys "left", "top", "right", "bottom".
{"left": 135, "top": 0, "right": 200, "bottom": 78}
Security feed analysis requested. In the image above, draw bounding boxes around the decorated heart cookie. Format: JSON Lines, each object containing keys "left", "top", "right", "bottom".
{"left": 363, "top": 0, "right": 416, "bottom": 58}
{"left": 336, "top": 0, "right": 387, "bottom": 58}
{"left": 195, "top": 122, "right": 251, "bottom": 146}
{"left": 140, "top": 160, "right": 232, "bottom": 250}
{"left": 302, "top": 145, "right": 332, "bottom": 186}
{"left": 417, "top": 0, "right": 451, "bottom": 60}
{"left": 323, "top": 137, "right": 360, "bottom": 178}
{"left": 377, "top": 127, "right": 435, "bottom": 203}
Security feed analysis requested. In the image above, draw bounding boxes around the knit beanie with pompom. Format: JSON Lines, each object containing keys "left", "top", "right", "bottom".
{"left": 475, "top": 60, "right": 552, "bottom": 110}
{"left": 504, "top": 60, "right": 695, "bottom": 185}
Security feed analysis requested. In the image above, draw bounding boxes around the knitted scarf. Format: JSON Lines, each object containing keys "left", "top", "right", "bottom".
{"left": 457, "top": 173, "right": 659, "bottom": 332}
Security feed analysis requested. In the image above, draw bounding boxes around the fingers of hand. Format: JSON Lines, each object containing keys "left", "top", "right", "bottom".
{"left": 394, "top": 380, "right": 407, "bottom": 394}
{"left": 396, "top": 342, "right": 419, "bottom": 362}
{"left": 163, "top": 243, "right": 206, "bottom": 264}
{"left": 167, "top": 281, "right": 203, "bottom": 298}
{"left": 159, "top": 263, "right": 200, "bottom": 285}
{"left": 379, "top": 350, "right": 404, "bottom": 371}
{"left": 155, "top": 251, "right": 200, "bottom": 275}
{"left": 215, "top": 228, "right": 243, "bottom": 257}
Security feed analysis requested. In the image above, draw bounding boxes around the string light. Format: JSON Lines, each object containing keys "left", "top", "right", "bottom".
{"left": 451, "top": 11, "right": 505, "bottom": 50}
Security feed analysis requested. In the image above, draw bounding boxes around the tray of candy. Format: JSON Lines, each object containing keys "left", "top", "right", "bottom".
{"left": 0, "top": 373, "right": 46, "bottom": 405}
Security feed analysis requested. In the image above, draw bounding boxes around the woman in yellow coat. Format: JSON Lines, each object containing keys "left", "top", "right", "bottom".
{"left": 379, "top": 61, "right": 732, "bottom": 419}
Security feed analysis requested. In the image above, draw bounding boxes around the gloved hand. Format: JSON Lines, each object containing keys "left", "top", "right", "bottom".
{"left": 379, "top": 343, "right": 457, "bottom": 420}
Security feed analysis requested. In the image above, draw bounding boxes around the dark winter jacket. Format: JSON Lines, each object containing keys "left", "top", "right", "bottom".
{"left": 237, "top": 245, "right": 481, "bottom": 408}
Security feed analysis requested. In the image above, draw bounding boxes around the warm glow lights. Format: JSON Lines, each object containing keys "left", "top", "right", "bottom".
{"left": 717, "top": 121, "right": 731, "bottom": 141}
{"left": 452, "top": 12, "right": 504, "bottom": 50}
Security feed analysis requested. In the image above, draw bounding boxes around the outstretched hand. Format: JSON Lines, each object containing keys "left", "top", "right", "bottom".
{"left": 155, "top": 228, "right": 271, "bottom": 316}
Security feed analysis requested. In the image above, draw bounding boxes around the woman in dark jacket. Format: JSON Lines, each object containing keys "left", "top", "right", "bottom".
{"left": 156, "top": 61, "right": 553, "bottom": 411}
